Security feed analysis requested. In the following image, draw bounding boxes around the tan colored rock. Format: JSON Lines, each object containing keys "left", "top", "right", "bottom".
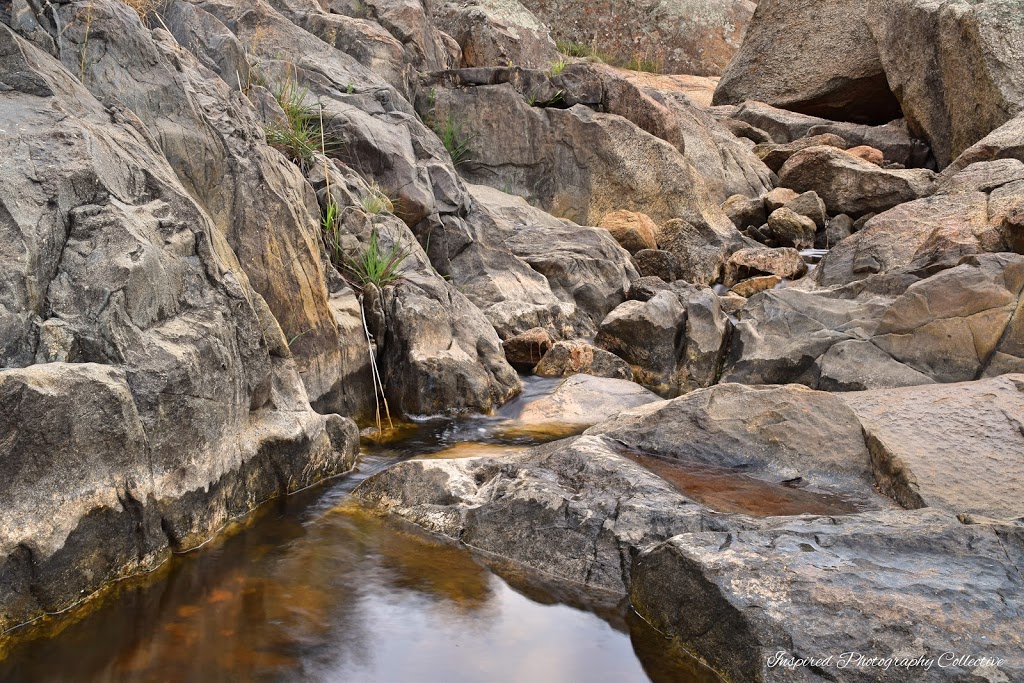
{"left": 763, "top": 187, "right": 798, "bottom": 213}
{"left": 842, "top": 375, "right": 1024, "bottom": 519}
{"left": 599, "top": 210, "right": 659, "bottom": 254}
{"left": 846, "top": 145, "right": 884, "bottom": 166}
{"left": 724, "top": 247, "right": 807, "bottom": 286}
{"left": 731, "top": 275, "right": 781, "bottom": 297}
{"left": 778, "top": 146, "right": 937, "bottom": 216}
{"left": 767, "top": 208, "right": 816, "bottom": 250}
{"left": 535, "top": 340, "right": 633, "bottom": 381}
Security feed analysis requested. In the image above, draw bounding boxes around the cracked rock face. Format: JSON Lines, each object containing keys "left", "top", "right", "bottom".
{"left": 631, "top": 510, "right": 1024, "bottom": 683}
{"left": 353, "top": 435, "right": 765, "bottom": 594}
{"left": 0, "top": 18, "right": 358, "bottom": 632}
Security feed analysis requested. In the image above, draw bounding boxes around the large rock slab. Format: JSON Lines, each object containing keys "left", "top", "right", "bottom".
{"left": 587, "top": 383, "right": 885, "bottom": 504}
{"left": 632, "top": 510, "right": 1024, "bottom": 683}
{"left": 507, "top": 375, "right": 662, "bottom": 436}
{"left": 714, "top": 0, "right": 1024, "bottom": 167}
{"left": 842, "top": 375, "right": 1024, "bottom": 519}
{"left": 530, "top": 0, "right": 756, "bottom": 77}
{"left": 354, "top": 435, "right": 753, "bottom": 594}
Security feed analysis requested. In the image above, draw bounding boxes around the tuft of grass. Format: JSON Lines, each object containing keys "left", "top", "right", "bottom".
{"left": 625, "top": 55, "right": 663, "bottom": 74}
{"left": 555, "top": 40, "right": 592, "bottom": 59}
{"left": 435, "top": 115, "right": 471, "bottom": 167}
{"left": 548, "top": 59, "right": 570, "bottom": 77}
{"left": 265, "top": 76, "right": 322, "bottom": 169}
{"left": 343, "top": 229, "right": 410, "bottom": 289}
{"left": 121, "top": 0, "right": 163, "bottom": 19}
{"left": 360, "top": 182, "right": 394, "bottom": 215}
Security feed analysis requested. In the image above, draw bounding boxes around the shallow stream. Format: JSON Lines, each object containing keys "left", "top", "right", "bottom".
{"left": 0, "top": 379, "right": 724, "bottom": 683}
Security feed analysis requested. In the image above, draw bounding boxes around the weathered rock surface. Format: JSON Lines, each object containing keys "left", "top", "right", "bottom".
{"left": 842, "top": 375, "right": 1024, "bottom": 519}
{"left": 715, "top": 0, "right": 1024, "bottom": 167}
{"left": 455, "top": 184, "right": 638, "bottom": 338}
{"left": 596, "top": 292, "right": 687, "bottom": 396}
{"left": 419, "top": 76, "right": 747, "bottom": 277}
{"left": 632, "top": 510, "right": 1024, "bottom": 683}
{"left": 598, "top": 210, "right": 658, "bottom": 254}
{"left": 0, "top": 21, "right": 357, "bottom": 632}
{"left": 428, "top": 0, "right": 559, "bottom": 69}
{"left": 511, "top": 375, "right": 662, "bottom": 434}
{"left": 714, "top": 0, "right": 901, "bottom": 125}
{"left": 535, "top": 340, "right": 634, "bottom": 381}
{"left": 778, "top": 146, "right": 937, "bottom": 216}
{"left": 588, "top": 383, "right": 885, "bottom": 503}
{"left": 766, "top": 207, "right": 816, "bottom": 250}
{"left": 354, "top": 435, "right": 749, "bottom": 594}
{"left": 725, "top": 253, "right": 1024, "bottom": 387}
{"left": 529, "top": 0, "right": 756, "bottom": 77}
{"left": 815, "top": 159, "right": 1024, "bottom": 286}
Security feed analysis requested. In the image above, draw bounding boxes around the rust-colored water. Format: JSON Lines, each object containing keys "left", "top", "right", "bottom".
{"left": 620, "top": 450, "right": 863, "bottom": 517}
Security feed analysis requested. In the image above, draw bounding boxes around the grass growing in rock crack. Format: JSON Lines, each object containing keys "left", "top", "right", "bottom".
{"left": 361, "top": 182, "right": 395, "bottom": 215}
{"left": 436, "top": 115, "right": 471, "bottom": 167}
{"left": 265, "top": 76, "right": 322, "bottom": 169}
{"left": 343, "top": 228, "right": 410, "bottom": 289}
{"left": 548, "top": 59, "right": 570, "bottom": 77}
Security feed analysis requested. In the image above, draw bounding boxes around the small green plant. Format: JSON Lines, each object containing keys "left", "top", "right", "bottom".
{"left": 625, "top": 55, "right": 662, "bottom": 74}
{"left": 548, "top": 59, "right": 570, "bottom": 77}
{"left": 436, "top": 115, "right": 471, "bottom": 167}
{"left": 265, "top": 76, "right": 321, "bottom": 169}
{"left": 346, "top": 82, "right": 356, "bottom": 94}
{"left": 555, "top": 40, "right": 592, "bottom": 58}
{"left": 343, "top": 229, "right": 410, "bottom": 289}
{"left": 360, "top": 182, "right": 395, "bottom": 215}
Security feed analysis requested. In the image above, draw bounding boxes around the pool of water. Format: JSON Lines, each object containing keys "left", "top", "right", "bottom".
{"left": 0, "top": 378, "right": 723, "bottom": 683}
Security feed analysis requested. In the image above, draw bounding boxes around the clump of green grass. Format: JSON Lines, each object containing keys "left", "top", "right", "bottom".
{"left": 548, "top": 59, "right": 570, "bottom": 77}
{"left": 361, "top": 182, "right": 395, "bottom": 215}
{"left": 625, "top": 55, "right": 663, "bottom": 73}
{"left": 555, "top": 40, "right": 592, "bottom": 59}
{"left": 436, "top": 115, "right": 471, "bottom": 167}
{"left": 343, "top": 228, "right": 410, "bottom": 289}
{"left": 265, "top": 77, "right": 321, "bottom": 169}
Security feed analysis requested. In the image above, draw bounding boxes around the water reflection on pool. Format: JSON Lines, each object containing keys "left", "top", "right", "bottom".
{"left": 0, "top": 377, "right": 722, "bottom": 683}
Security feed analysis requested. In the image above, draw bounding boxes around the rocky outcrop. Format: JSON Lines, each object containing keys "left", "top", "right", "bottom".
{"left": 354, "top": 435, "right": 754, "bottom": 594}
{"left": 428, "top": 0, "right": 559, "bottom": 69}
{"left": 632, "top": 510, "right": 1024, "bottom": 683}
{"left": 725, "top": 253, "right": 1024, "bottom": 387}
{"left": 0, "top": 21, "right": 358, "bottom": 632}
{"left": 529, "top": 0, "right": 757, "bottom": 77}
{"left": 715, "top": 0, "right": 1024, "bottom": 167}
{"left": 842, "top": 375, "right": 1024, "bottom": 519}
{"left": 778, "top": 146, "right": 937, "bottom": 217}
{"left": 417, "top": 71, "right": 747, "bottom": 275}
{"left": 815, "top": 159, "right": 1024, "bottom": 286}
